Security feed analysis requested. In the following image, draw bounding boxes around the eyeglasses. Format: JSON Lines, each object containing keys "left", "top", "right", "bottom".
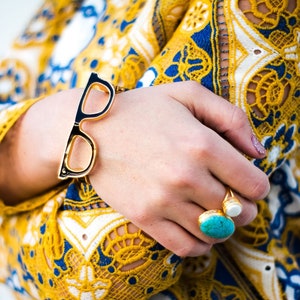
{"left": 58, "top": 72, "right": 123, "bottom": 180}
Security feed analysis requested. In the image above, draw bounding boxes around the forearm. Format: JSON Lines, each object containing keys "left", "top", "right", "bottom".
{"left": 0, "top": 89, "right": 82, "bottom": 205}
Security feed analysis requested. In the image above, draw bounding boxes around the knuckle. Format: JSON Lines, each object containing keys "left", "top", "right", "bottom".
{"left": 165, "top": 164, "right": 195, "bottom": 190}
{"left": 168, "top": 169, "right": 189, "bottom": 188}
{"left": 174, "top": 241, "right": 198, "bottom": 257}
{"left": 183, "top": 131, "right": 212, "bottom": 159}
{"left": 235, "top": 201, "right": 258, "bottom": 226}
{"left": 229, "top": 105, "right": 249, "bottom": 129}
{"left": 162, "top": 156, "right": 194, "bottom": 189}
{"left": 144, "top": 186, "right": 177, "bottom": 211}
{"left": 153, "top": 192, "right": 174, "bottom": 209}
{"left": 128, "top": 207, "right": 152, "bottom": 225}
{"left": 249, "top": 174, "right": 270, "bottom": 199}
{"left": 244, "top": 202, "right": 258, "bottom": 224}
{"left": 184, "top": 80, "right": 200, "bottom": 91}
{"left": 180, "top": 81, "right": 203, "bottom": 102}
{"left": 174, "top": 241, "right": 212, "bottom": 257}
{"left": 162, "top": 137, "right": 211, "bottom": 189}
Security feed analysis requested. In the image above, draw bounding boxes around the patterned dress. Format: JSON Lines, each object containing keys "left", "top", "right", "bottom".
{"left": 0, "top": 0, "right": 300, "bottom": 299}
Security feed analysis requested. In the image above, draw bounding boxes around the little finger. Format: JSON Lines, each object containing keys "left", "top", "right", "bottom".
{"left": 146, "top": 218, "right": 213, "bottom": 257}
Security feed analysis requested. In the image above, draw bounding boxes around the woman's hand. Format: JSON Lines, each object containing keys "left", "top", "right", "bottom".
{"left": 0, "top": 81, "right": 269, "bottom": 256}
{"left": 86, "top": 81, "right": 269, "bottom": 256}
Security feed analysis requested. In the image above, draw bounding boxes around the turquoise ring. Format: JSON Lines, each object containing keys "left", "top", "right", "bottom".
{"left": 198, "top": 210, "right": 235, "bottom": 239}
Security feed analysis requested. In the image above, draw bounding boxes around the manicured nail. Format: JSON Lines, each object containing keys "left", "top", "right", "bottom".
{"left": 251, "top": 134, "right": 266, "bottom": 156}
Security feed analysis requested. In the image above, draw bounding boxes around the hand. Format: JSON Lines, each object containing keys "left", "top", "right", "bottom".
{"left": 85, "top": 81, "right": 270, "bottom": 257}
{"left": 1, "top": 80, "right": 269, "bottom": 256}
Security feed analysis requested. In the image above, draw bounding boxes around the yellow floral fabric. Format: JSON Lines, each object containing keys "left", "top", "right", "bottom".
{"left": 0, "top": 0, "right": 300, "bottom": 299}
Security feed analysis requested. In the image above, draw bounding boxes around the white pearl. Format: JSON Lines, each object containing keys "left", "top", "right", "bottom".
{"left": 224, "top": 202, "right": 242, "bottom": 217}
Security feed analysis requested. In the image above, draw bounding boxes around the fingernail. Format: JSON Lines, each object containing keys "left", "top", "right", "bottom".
{"left": 251, "top": 134, "right": 266, "bottom": 156}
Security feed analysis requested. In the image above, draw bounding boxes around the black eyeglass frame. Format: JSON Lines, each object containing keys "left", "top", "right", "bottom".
{"left": 58, "top": 72, "right": 116, "bottom": 180}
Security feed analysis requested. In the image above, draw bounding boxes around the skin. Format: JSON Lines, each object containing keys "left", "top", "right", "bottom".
{"left": 0, "top": 81, "right": 269, "bottom": 256}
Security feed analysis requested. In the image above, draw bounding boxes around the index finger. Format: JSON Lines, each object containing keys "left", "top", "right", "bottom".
{"left": 162, "top": 81, "right": 266, "bottom": 159}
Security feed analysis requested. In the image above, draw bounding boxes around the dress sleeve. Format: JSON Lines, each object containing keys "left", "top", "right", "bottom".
{"left": 0, "top": 98, "right": 63, "bottom": 215}
{"left": 0, "top": 0, "right": 81, "bottom": 213}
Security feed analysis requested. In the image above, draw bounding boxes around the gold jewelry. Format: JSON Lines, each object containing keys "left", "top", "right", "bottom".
{"left": 222, "top": 188, "right": 242, "bottom": 217}
{"left": 58, "top": 72, "right": 124, "bottom": 180}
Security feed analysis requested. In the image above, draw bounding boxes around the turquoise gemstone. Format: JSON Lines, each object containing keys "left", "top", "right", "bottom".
{"left": 199, "top": 214, "right": 235, "bottom": 239}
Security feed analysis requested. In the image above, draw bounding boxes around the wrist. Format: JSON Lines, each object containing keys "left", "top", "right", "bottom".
{"left": 58, "top": 73, "right": 120, "bottom": 181}
{"left": 0, "top": 89, "right": 83, "bottom": 204}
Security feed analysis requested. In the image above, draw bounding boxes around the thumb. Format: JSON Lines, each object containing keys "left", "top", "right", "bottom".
{"left": 164, "top": 81, "right": 266, "bottom": 159}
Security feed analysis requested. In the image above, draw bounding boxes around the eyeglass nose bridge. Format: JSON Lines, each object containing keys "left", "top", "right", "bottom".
{"left": 58, "top": 126, "right": 96, "bottom": 180}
